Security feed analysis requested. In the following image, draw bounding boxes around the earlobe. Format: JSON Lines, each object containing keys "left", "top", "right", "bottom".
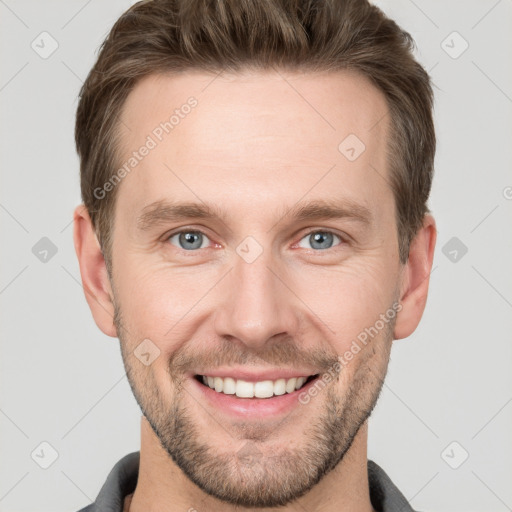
{"left": 73, "top": 205, "right": 118, "bottom": 338}
{"left": 393, "top": 214, "right": 437, "bottom": 340}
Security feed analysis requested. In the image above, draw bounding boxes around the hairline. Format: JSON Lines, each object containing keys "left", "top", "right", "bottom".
{"left": 99, "top": 66, "right": 410, "bottom": 269}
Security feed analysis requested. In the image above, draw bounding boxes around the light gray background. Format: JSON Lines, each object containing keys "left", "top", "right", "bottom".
{"left": 1, "top": 1, "right": 511, "bottom": 511}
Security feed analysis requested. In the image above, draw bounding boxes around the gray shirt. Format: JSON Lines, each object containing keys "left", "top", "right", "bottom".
{"left": 76, "top": 452, "right": 417, "bottom": 512}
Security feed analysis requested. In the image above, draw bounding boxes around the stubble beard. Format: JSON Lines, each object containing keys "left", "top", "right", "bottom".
{"left": 113, "top": 297, "right": 394, "bottom": 508}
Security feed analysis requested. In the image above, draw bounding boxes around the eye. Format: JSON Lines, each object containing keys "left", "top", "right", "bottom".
{"left": 297, "top": 230, "right": 343, "bottom": 250}
{"left": 167, "top": 230, "right": 211, "bottom": 251}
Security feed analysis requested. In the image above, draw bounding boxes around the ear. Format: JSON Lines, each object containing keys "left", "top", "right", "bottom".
{"left": 393, "top": 214, "right": 437, "bottom": 340}
{"left": 73, "top": 204, "right": 117, "bottom": 338}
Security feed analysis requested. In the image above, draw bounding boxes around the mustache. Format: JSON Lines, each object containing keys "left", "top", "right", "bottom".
{"left": 169, "top": 336, "right": 339, "bottom": 378}
{"left": 113, "top": 301, "right": 340, "bottom": 378}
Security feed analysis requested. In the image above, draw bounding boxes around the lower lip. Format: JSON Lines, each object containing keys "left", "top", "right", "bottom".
{"left": 190, "top": 375, "right": 321, "bottom": 418}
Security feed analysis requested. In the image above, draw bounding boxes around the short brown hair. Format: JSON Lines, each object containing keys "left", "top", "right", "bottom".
{"left": 75, "top": 0, "right": 435, "bottom": 271}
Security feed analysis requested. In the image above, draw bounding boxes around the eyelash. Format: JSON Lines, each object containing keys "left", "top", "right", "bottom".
{"left": 165, "top": 228, "right": 346, "bottom": 252}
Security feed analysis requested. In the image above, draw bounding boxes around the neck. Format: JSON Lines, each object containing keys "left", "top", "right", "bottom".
{"left": 127, "top": 416, "right": 374, "bottom": 512}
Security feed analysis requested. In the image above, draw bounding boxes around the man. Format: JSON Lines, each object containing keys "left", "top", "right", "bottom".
{"left": 73, "top": 0, "right": 436, "bottom": 510}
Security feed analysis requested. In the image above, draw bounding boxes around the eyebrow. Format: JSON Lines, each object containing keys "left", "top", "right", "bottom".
{"left": 136, "top": 198, "right": 373, "bottom": 232}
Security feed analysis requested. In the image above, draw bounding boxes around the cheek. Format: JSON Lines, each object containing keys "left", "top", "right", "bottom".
{"left": 114, "top": 245, "right": 398, "bottom": 361}
{"left": 114, "top": 259, "right": 199, "bottom": 334}
{"left": 290, "top": 259, "right": 396, "bottom": 347}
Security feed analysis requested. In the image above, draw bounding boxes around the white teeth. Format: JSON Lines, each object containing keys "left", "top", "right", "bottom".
{"left": 223, "top": 377, "right": 236, "bottom": 394}
{"left": 235, "top": 379, "right": 254, "bottom": 398}
{"left": 214, "top": 377, "right": 223, "bottom": 392}
{"left": 273, "top": 378, "right": 286, "bottom": 396}
{"left": 200, "top": 375, "right": 314, "bottom": 398}
{"left": 285, "top": 378, "right": 297, "bottom": 393}
{"left": 254, "top": 380, "right": 274, "bottom": 398}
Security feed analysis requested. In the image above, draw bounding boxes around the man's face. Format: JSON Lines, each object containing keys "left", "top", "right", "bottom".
{"left": 110, "top": 69, "right": 402, "bottom": 507}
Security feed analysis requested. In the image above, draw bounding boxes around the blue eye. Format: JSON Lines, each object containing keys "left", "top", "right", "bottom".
{"left": 166, "top": 229, "right": 343, "bottom": 252}
{"left": 168, "top": 231, "right": 210, "bottom": 250}
{"left": 297, "top": 231, "right": 342, "bottom": 250}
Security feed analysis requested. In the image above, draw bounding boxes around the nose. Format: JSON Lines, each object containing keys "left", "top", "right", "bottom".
{"left": 213, "top": 246, "right": 300, "bottom": 350}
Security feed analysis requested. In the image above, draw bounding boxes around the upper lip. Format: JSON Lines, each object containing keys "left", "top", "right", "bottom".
{"left": 191, "top": 368, "right": 320, "bottom": 382}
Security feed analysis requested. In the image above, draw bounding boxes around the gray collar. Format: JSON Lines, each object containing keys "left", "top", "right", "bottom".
{"left": 77, "top": 452, "right": 417, "bottom": 512}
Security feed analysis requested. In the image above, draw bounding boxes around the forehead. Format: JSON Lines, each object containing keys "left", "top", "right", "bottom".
{"left": 115, "top": 68, "right": 392, "bottom": 227}
{"left": 120, "top": 68, "right": 388, "bottom": 152}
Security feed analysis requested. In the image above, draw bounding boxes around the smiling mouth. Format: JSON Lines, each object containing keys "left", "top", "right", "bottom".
{"left": 194, "top": 374, "right": 320, "bottom": 399}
